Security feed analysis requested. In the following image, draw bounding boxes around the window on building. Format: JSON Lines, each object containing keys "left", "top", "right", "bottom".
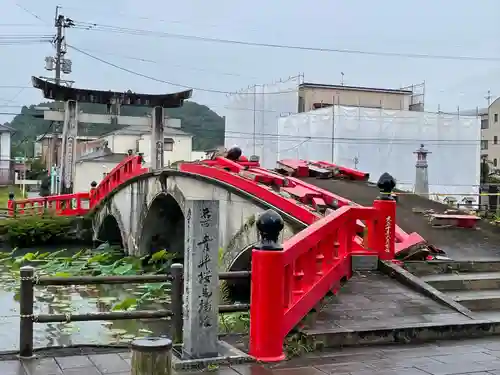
{"left": 495, "top": 136, "right": 498, "bottom": 145}
{"left": 312, "top": 102, "right": 333, "bottom": 109}
{"left": 494, "top": 159, "right": 498, "bottom": 167}
{"left": 481, "top": 140, "right": 489, "bottom": 150}
{"left": 495, "top": 113, "right": 499, "bottom": 123}
{"left": 164, "top": 138, "right": 174, "bottom": 151}
{"left": 482, "top": 119, "right": 489, "bottom": 129}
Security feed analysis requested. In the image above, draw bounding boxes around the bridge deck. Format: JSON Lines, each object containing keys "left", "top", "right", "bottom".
{"left": 303, "top": 178, "right": 500, "bottom": 260}
{"left": 301, "top": 272, "right": 471, "bottom": 335}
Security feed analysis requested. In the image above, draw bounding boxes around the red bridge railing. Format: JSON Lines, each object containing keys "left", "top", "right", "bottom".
{"left": 249, "top": 198, "right": 396, "bottom": 362}
{"left": 8, "top": 154, "right": 147, "bottom": 217}
{"left": 89, "top": 154, "right": 147, "bottom": 208}
{"left": 8, "top": 192, "right": 90, "bottom": 217}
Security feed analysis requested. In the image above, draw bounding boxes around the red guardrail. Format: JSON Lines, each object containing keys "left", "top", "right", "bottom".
{"left": 181, "top": 158, "right": 424, "bottom": 255}
{"left": 277, "top": 159, "right": 370, "bottom": 181}
{"left": 89, "top": 154, "right": 147, "bottom": 208}
{"left": 8, "top": 154, "right": 147, "bottom": 217}
{"left": 8, "top": 192, "right": 90, "bottom": 217}
{"left": 249, "top": 199, "right": 396, "bottom": 361}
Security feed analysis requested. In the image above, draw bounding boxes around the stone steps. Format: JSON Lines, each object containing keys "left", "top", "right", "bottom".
{"left": 404, "top": 260, "right": 500, "bottom": 277}
{"left": 410, "top": 261, "right": 500, "bottom": 312}
{"left": 421, "top": 272, "right": 500, "bottom": 291}
{"left": 446, "top": 290, "right": 500, "bottom": 311}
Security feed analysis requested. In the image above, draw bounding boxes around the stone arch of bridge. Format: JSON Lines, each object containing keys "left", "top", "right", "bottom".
{"left": 96, "top": 214, "right": 125, "bottom": 249}
{"left": 226, "top": 243, "right": 256, "bottom": 303}
{"left": 138, "top": 192, "right": 185, "bottom": 260}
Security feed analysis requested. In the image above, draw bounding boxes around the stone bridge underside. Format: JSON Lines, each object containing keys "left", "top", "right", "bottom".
{"left": 92, "top": 170, "right": 303, "bottom": 274}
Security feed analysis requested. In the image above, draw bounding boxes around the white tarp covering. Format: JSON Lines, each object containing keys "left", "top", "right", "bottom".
{"left": 225, "top": 77, "right": 299, "bottom": 168}
{"left": 278, "top": 105, "right": 481, "bottom": 201}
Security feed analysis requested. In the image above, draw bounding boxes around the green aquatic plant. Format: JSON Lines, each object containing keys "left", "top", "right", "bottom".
{"left": 1, "top": 243, "right": 251, "bottom": 341}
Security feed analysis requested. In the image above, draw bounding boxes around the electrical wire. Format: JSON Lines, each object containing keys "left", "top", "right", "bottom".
{"left": 1, "top": 110, "right": 497, "bottom": 144}
{"left": 73, "top": 46, "right": 259, "bottom": 79}
{"left": 70, "top": 20, "right": 500, "bottom": 62}
{"left": 0, "top": 85, "right": 32, "bottom": 89}
{"left": 0, "top": 34, "right": 53, "bottom": 45}
{"left": 67, "top": 44, "right": 297, "bottom": 95}
{"left": 13, "top": 1, "right": 48, "bottom": 25}
{"left": 0, "top": 111, "right": 496, "bottom": 145}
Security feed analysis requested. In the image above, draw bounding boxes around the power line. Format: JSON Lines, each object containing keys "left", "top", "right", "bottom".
{"left": 70, "top": 20, "right": 500, "bottom": 62}
{"left": 0, "top": 34, "right": 53, "bottom": 45}
{"left": 14, "top": 1, "right": 48, "bottom": 25}
{"left": 57, "top": 5, "right": 259, "bottom": 32}
{"left": 0, "top": 23, "right": 49, "bottom": 27}
{"left": 74, "top": 46, "right": 259, "bottom": 79}
{"left": 67, "top": 44, "right": 297, "bottom": 95}
{"left": 0, "top": 111, "right": 496, "bottom": 145}
{"left": 0, "top": 85, "right": 33, "bottom": 89}
{"left": 0, "top": 99, "right": 493, "bottom": 125}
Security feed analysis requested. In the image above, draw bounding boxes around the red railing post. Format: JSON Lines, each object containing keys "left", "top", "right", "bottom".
{"left": 89, "top": 181, "right": 97, "bottom": 208}
{"left": 7, "top": 191, "right": 15, "bottom": 217}
{"left": 371, "top": 173, "right": 397, "bottom": 260}
{"left": 249, "top": 209, "right": 286, "bottom": 362}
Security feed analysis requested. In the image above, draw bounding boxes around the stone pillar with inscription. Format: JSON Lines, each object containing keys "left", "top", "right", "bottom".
{"left": 151, "top": 106, "right": 164, "bottom": 170}
{"left": 182, "top": 200, "right": 220, "bottom": 359}
{"left": 59, "top": 100, "right": 79, "bottom": 194}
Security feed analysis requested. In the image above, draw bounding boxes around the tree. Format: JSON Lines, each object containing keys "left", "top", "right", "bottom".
{"left": 5, "top": 100, "right": 225, "bottom": 157}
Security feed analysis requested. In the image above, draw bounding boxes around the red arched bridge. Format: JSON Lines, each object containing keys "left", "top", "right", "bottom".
{"left": 8, "top": 153, "right": 433, "bottom": 361}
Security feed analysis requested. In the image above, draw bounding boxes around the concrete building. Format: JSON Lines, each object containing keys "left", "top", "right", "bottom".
{"left": 477, "top": 100, "right": 500, "bottom": 168}
{"left": 73, "top": 121, "right": 194, "bottom": 192}
{"left": 0, "top": 124, "right": 14, "bottom": 185}
{"left": 34, "top": 134, "right": 98, "bottom": 170}
{"left": 297, "top": 82, "right": 425, "bottom": 113}
{"left": 74, "top": 147, "right": 129, "bottom": 193}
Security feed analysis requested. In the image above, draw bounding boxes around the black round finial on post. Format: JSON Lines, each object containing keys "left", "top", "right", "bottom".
{"left": 90, "top": 181, "right": 98, "bottom": 188}
{"left": 256, "top": 209, "right": 284, "bottom": 250}
{"left": 377, "top": 172, "right": 396, "bottom": 200}
{"left": 8, "top": 192, "right": 14, "bottom": 201}
{"left": 226, "top": 146, "right": 242, "bottom": 161}
{"left": 127, "top": 149, "right": 133, "bottom": 156}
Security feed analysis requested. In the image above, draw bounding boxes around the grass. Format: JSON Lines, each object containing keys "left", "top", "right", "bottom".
{"left": 0, "top": 186, "right": 26, "bottom": 208}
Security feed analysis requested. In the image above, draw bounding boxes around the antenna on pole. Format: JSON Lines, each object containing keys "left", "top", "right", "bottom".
{"left": 485, "top": 90, "right": 493, "bottom": 107}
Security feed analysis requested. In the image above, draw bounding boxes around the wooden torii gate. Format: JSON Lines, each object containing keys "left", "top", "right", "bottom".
{"left": 31, "top": 76, "right": 192, "bottom": 194}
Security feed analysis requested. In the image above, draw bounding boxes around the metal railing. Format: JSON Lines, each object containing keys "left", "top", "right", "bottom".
{"left": 18, "top": 264, "right": 250, "bottom": 358}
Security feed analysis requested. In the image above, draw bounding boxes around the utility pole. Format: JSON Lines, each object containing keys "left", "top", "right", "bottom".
{"left": 45, "top": 7, "right": 73, "bottom": 85}
{"left": 39, "top": 7, "right": 75, "bottom": 193}
{"left": 54, "top": 11, "right": 63, "bottom": 85}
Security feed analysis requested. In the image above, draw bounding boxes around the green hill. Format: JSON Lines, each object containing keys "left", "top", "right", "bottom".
{"left": 5, "top": 100, "right": 225, "bottom": 157}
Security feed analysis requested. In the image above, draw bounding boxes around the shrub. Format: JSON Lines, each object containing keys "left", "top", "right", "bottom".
{"left": 0, "top": 215, "right": 74, "bottom": 247}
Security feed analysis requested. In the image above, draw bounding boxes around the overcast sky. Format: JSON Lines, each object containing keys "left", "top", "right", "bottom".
{"left": 1, "top": 0, "right": 499, "bottom": 123}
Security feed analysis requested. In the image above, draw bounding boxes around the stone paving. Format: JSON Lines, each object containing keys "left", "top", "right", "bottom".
{"left": 9, "top": 337, "right": 500, "bottom": 374}
{"left": 304, "top": 271, "right": 472, "bottom": 334}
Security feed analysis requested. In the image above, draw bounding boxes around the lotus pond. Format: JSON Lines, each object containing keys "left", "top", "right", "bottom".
{"left": 0, "top": 245, "right": 249, "bottom": 351}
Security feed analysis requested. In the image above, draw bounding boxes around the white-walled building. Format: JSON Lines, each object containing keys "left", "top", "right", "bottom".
{"left": 73, "top": 120, "right": 195, "bottom": 192}
{"left": 0, "top": 124, "right": 14, "bottom": 185}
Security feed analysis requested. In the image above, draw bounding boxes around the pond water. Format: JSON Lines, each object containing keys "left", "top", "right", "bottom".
{"left": 0, "top": 247, "right": 173, "bottom": 351}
